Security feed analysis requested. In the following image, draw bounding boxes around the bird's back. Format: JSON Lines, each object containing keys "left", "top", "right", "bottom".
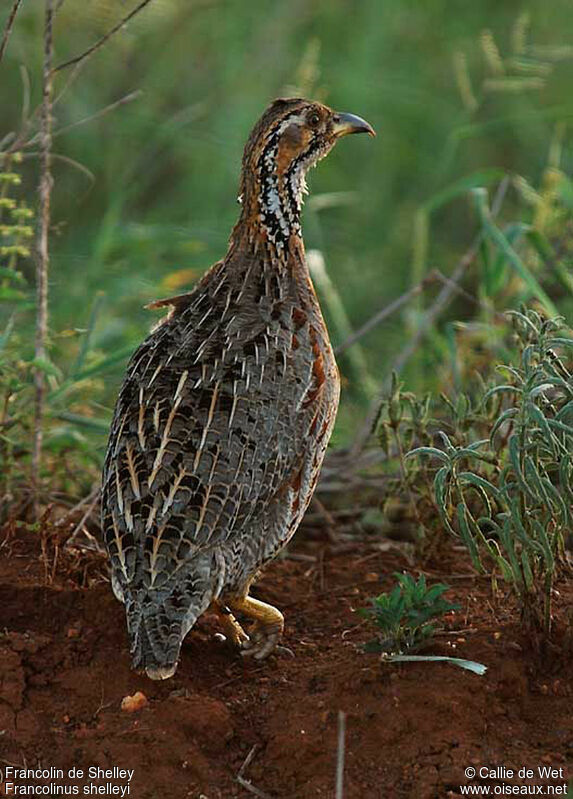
{"left": 101, "top": 248, "right": 339, "bottom": 676}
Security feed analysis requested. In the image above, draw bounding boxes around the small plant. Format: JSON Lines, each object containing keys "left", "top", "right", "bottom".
{"left": 360, "top": 572, "right": 459, "bottom": 655}
{"left": 0, "top": 153, "right": 114, "bottom": 521}
{"left": 408, "top": 308, "right": 573, "bottom": 640}
{"left": 0, "top": 152, "right": 34, "bottom": 519}
{"left": 375, "top": 366, "right": 505, "bottom": 552}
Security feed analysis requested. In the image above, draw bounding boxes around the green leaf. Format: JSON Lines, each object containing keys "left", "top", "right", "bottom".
{"left": 508, "top": 434, "right": 535, "bottom": 500}
{"left": 483, "top": 385, "right": 518, "bottom": 404}
{"left": 406, "top": 446, "right": 449, "bottom": 464}
{"left": 532, "top": 518, "right": 555, "bottom": 572}
{"left": 0, "top": 315, "right": 15, "bottom": 351}
{"left": 559, "top": 455, "right": 573, "bottom": 504}
{"left": 524, "top": 455, "right": 551, "bottom": 506}
{"left": 71, "top": 292, "right": 105, "bottom": 377}
{"left": 49, "top": 411, "right": 110, "bottom": 433}
{"left": 490, "top": 407, "right": 519, "bottom": 443}
{"left": 49, "top": 344, "right": 135, "bottom": 400}
{"left": 433, "top": 466, "right": 452, "bottom": 521}
{"left": 525, "top": 401, "right": 557, "bottom": 455}
{"left": 30, "top": 356, "right": 62, "bottom": 379}
{"left": 520, "top": 548, "right": 535, "bottom": 592}
{"left": 382, "top": 654, "right": 488, "bottom": 675}
{"left": 487, "top": 222, "right": 529, "bottom": 296}
{"left": 457, "top": 471, "right": 502, "bottom": 502}
{"left": 472, "top": 188, "right": 559, "bottom": 317}
{"left": 0, "top": 285, "right": 27, "bottom": 302}
{"left": 0, "top": 266, "right": 27, "bottom": 284}
{"left": 527, "top": 229, "right": 573, "bottom": 297}
{"left": 547, "top": 337, "right": 573, "bottom": 349}
{"left": 423, "top": 169, "right": 506, "bottom": 214}
{"left": 456, "top": 503, "right": 483, "bottom": 572}
{"left": 498, "top": 516, "right": 524, "bottom": 586}
{"left": 450, "top": 443, "right": 492, "bottom": 465}
{"left": 548, "top": 418, "right": 573, "bottom": 436}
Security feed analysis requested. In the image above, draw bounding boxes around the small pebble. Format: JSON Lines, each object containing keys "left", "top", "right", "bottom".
{"left": 121, "top": 691, "right": 148, "bottom": 713}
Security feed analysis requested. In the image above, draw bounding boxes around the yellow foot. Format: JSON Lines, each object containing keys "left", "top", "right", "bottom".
{"left": 227, "top": 595, "right": 285, "bottom": 660}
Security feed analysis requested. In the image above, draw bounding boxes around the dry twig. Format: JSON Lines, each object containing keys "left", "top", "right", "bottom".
{"left": 26, "top": 89, "right": 143, "bottom": 147}
{"left": 32, "top": 0, "right": 54, "bottom": 516}
{"left": 335, "top": 279, "right": 427, "bottom": 356}
{"left": 22, "top": 152, "right": 95, "bottom": 184}
{"left": 0, "top": 0, "right": 24, "bottom": 65}
{"left": 309, "top": 495, "right": 339, "bottom": 542}
{"left": 53, "top": 0, "right": 155, "bottom": 73}
{"left": 335, "top": 710, "right": 347, "bottom": 799}
{"left": 55, "top": 485, "right": 100, "bottom": 530}
{"left": 236, "top": 745, "right": 274, "bottom": 799}
{"left": 335, "top": 267, "right": 493, "bottom": 357}
{"left": 351, "top": 176, "right": 510, "bottom": 455}
{"left": 55, "top": 486, "right": 101, "bottom": 551}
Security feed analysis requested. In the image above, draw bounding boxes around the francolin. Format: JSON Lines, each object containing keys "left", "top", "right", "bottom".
{"left": 102, "top": 97, "right": 375, "bottom": 679}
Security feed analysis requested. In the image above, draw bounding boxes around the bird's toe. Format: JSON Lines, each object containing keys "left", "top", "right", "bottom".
{"left": 239, "top": 623, "right": 284, "bottom": 659}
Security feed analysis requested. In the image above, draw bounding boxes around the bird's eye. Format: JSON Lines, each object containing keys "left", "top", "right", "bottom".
{"left": 308, "top": 112, "right": 320, "bottom": 128}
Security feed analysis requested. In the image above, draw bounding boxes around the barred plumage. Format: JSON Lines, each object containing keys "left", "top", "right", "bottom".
{"left": 101, "top": 97, "right": 374, "bottom": 679}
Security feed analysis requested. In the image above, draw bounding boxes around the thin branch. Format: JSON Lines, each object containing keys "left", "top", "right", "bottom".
{"left": 55, "top": 485, "right": 99, "bottom": 531}
{"left": 310, "top": 494, "right": 339, "bottom": 542}
{"left": 389, "top": 177, "right": 510, "bottom": 379}
{"left": 236, "top": 745, "right": 274, "bottom": 799}
{"left": 52, "top": 0, "right": 155, "bottom": 73}
{"left": 2, "top": 9, "right": 144, "bottom": 157}
{"left": 351, "top": 176, "right": 510, "bottom": 455}
{"left": 23, "top": 89, "right": 142, "bottom": 149}
{"left": 0, "top": 131, "right": 16, "bottom": 150}
{"left": 0, "top": 0, "right": 24, "bottom": 65}
{"left": 32, "top": 0, "right": 54, "bottom": 517}
{"left": 65, "top": 488, "right": 101, "bottom": 547}
{"left": 51, "top": 89, "right": 142, "bottom": 139}
{"left": 336, "top": 711, "right": 347, "bottom": 799}
{"left": 22, "top": 152, "right": 95, "bottom": 184}
{"left": 335, "top": 268, "right": 496, "bottom": 357}
{"left": 335, "top": 278, "right": 427, "bottom": 357}
{"left": 4, "top": 87, "right": 143, "bottom": 161}
{"left": 4, "top": 61, "right": 88, "bottom": 155}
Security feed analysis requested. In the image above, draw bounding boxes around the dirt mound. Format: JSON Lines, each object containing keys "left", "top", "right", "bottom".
{"left": 0, "top": 525, "right": 571, "bottom": 798}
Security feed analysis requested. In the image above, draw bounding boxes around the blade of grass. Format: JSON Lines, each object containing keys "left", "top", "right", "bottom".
{"left": 382, "top": 654, "right": 487, "bottom": 675}
{"left": 71, "top": 292, "right": 104, "bottom": 377}
{"left": 472, "top": 188, "right": 558, "bottom": 316}
{"left": 49, "top": 343, "right": 134, "bottom": 401}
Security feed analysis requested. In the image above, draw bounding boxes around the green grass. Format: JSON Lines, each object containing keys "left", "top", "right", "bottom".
{"left": 2, "top": 1, "right": 573, "bottom": 476}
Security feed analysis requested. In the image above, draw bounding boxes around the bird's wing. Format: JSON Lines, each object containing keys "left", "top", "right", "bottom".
{"left": 101, "top": 264, "right": 316, "bottom": 596}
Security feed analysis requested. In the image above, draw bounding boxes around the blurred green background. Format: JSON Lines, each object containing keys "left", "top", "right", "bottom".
{"left": 3, "top": 0, "right": 573, "bottom": 464}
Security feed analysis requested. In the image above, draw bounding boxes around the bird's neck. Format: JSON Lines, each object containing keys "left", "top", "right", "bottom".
{"left": 230, "top": 149, "right": 308, "bottom": 261}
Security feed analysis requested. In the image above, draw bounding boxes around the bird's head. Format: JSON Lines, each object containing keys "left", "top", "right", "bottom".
{"left": 236, "top": 97, "right": 375, "bottom": 254}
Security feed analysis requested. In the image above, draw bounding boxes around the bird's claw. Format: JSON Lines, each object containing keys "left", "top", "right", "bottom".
{"left": 275, "top": 644, "right": 295, "bottom": 658}
{"left": 239, "top": 623, "right": 286, "bottom": 660}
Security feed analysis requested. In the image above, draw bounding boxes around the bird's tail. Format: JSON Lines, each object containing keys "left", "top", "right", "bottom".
{"left": 125, "top": 583, "right": 213, "bottom": 680}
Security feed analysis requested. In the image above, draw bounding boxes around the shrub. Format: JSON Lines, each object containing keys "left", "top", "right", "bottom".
{"left": 406, "top": 308, "right": 573, "bottom": 638}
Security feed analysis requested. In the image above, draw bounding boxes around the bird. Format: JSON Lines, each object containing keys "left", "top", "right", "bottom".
{"left": 101, "top": 97, "right": 375, "bottom": 680}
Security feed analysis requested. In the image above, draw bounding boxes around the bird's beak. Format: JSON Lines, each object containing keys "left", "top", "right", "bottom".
{"left": 332, "top": 112, "right": 376, "bottom": 138}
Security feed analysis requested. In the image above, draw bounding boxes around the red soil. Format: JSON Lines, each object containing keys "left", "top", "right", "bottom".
{"left": 0, "top": 523, "right": 571, "bottom": 798}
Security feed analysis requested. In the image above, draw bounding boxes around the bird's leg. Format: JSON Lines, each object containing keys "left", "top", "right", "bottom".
{"left": 227, "top": 595, "right": 284, "bottom": 660}
{"left": 212, "top": 601, "right": 250, "bottom": 648}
